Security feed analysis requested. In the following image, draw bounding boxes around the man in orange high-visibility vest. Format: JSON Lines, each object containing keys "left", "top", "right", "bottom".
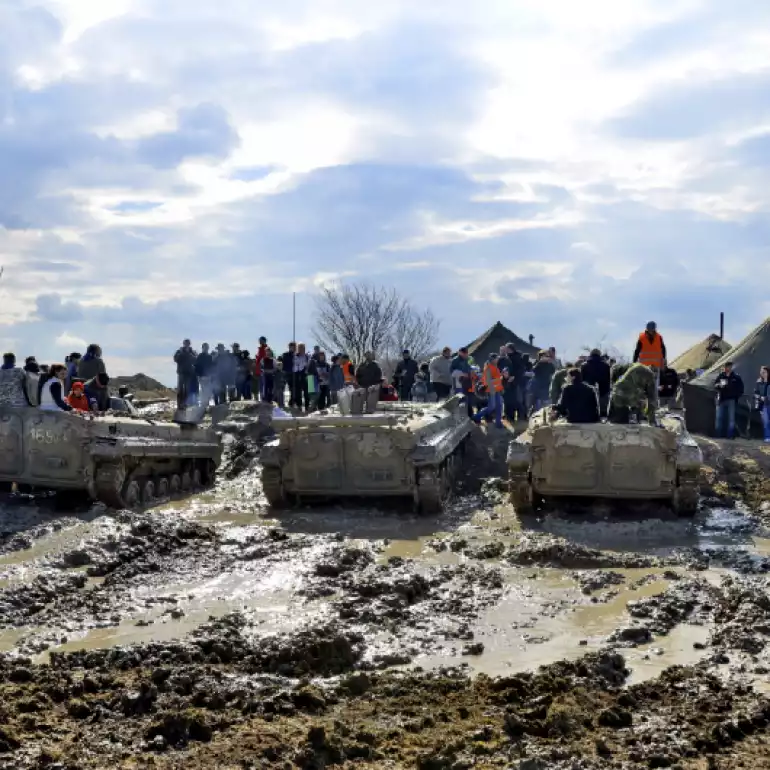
{"left": 472, "top": 353, "right": 505, "bottom": 428}
{"left": 633, "top": 321, "right": 666, "bottom": 369}
{"left": 633, "top": 321, "right": 667, "bottom": 406}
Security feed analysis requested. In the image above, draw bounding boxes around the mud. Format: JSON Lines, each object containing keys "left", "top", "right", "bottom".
{"left": 3, "top": 428, "right": 770, "bottom": 767}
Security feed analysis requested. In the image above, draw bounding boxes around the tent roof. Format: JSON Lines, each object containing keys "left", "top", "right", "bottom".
{"left": 688, "top": 318, "right": 770, "bottom": 391}
{"left": 466, "top": 321, "right": 540, "bottom": 359}
{"left": 670, "top": 333, "right": 732, "bottom": 373}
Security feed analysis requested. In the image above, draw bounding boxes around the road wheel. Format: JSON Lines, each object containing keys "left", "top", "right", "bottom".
{"left": 192, "top": 467, "right": 203, "bottom": 489}
{"left": 181, "top": 471, "right": 192, "bottom": 492}
{"left": 261, "top": 467, "right": 287, "bottom": 508}
{"left": 122, "top": 479, "right": 141, "bottom": 510}
{"left": 169, "top": 474, "right": 181, "bottom": 496}
{"left": 156, "top": 477, "right": 170, "bottom": 499}
{"left": 141, "top": 480, "right": 155, "bottom": 507}
{"left": 94, "top": 462, "right": 127, "bottom": 509}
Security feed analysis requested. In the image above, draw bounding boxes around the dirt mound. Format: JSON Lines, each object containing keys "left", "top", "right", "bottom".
{"left": 111, "top": 372, "right": 174, "bottom": 401}
{"left": 506, "top": 533, "right": 663, "bottom": 569}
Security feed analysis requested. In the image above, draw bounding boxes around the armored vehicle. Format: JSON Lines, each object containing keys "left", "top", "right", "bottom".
{"left": 260, "top": 388, "right": 472, "bottom": 512}
{"left": 0, "top": 404, "right": 222, "bottom": 508}
{"left": 507, "top": 409, "right": 701, "bottom": 515}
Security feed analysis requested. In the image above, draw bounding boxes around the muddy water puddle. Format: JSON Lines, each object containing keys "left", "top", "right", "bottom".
{"left": 0, "top": 483, "right": 765, "bottom": 684}
{"left": 412, "top": 565, "right": 716, "bottom": 684}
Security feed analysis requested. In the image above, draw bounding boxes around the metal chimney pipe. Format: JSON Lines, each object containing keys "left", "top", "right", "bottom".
{"left": 719, "top": 312, "right": 724, "bottom": 339}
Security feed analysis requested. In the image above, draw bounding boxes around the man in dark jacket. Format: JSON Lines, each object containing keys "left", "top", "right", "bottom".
{"left": 84, "top": 373, "right": 111, "bottom": 412}
{"left": 658, "top": 366, "right": 679, "bottom": 408}
{"left": 553, "top": 369, "right": 599, "bottom": 424}
{"left": 714, "top": 361, "right": 744, "bottom": 438}
{"left": 581, "top": 349, "right": 611, "bottom": 417}
{"left": 394, "top": 350, "right": 418, "bottom": 401}
{"left": 195, "top": 342, "right": 215, "bottom": 407}
{"left": 356, "top": 351, "right": 383, "bottom": 389}
{"left": 280, "top": 343, "right": 297, "bottom": 407}
{"left": 173, "top": 339, "right": 198, "bottom": 408}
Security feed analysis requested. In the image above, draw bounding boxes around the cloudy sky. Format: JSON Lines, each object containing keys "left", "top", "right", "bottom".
{"left": 2, "top": 0, "right": 769, "bottom": 383}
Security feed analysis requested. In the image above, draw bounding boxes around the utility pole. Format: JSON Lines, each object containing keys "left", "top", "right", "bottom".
{"left": 292, "top": 292, "right": 296, "bottom": 343}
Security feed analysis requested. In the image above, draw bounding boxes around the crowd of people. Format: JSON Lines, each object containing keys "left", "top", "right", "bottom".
{"left": 2, "top": 322, "right": 770, "bottom": 442}
{"left": 0, "top": 345, "right": 113, "bottom": 413}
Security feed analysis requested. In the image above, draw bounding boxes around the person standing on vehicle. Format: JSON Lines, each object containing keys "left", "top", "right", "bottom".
{"left": 173, "top": 339, "right": 198, "bottom": 409}
{"left": 714, "top": 361, "right": 744, "bottom": 439}
{"left": 195, "top": 342, "right": 214, "bottom": 407}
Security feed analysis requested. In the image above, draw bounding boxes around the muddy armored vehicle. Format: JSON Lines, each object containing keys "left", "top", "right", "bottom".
{"left": 507, "top": 409, "right": 702, "bottom": 515}
{"left": 260, "top": 388, "right": 472, "bottom": 512}
{"left": 0, "top": 404, "right": 222, "bottom": 508}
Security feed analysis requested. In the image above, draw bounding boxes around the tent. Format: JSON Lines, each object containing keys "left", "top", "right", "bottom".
{"left": 466, "top": 321, "right": 540, "bottom": 362}
{"left": 670, "top": 334, "right": 732, "bottom": 374}
{"left": 682, "top": 318, "right": 769, "bottom": 437}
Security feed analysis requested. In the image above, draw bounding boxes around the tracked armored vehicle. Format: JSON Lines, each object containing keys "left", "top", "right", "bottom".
{"left": 507, "top": 409, "right": 701, "bottom": 515}
{"left": 0, "top": 405, "right": 222, "bottom": 508}
{"left": 260, "top": 388, "right": 472, "bottom": 512}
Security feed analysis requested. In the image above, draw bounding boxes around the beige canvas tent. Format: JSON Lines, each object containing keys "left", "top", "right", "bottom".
{"left": 683, "top": 318, "right": 769, "bottom": 436}
{"left": 466, "top": 321, "right": 540, "bottom": 362}
{"left": 670, "top": 334, "right": 732, "bottom": 373}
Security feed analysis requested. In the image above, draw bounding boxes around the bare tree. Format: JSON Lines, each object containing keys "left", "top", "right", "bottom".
{"left": 313, "top": 282, "right": 441, "bottom": 367}
{"left": 314, "top": 283, "right": 408, "bottom": 364}
{"left": 581, "top": 338, "right": 627, "bottom": 364}
{"left": 387, "top": 307, "right": 440, "bottom": 363}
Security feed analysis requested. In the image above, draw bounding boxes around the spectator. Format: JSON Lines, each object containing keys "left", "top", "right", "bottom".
{"left": 255, "top": 336, "right": 268, "bottom": 400}
{"left": 309, "top": 351, "right": 331, "bottom": 410}
{"left": 356, "top": 351, "right": 383, "bottom": 389}
{"left": 0, "top": 354, "right": 31, "bottom": 407}
{"left": 292, "top": 342, "right": 310, "bottom": 411}
{"left": 581, "top": 348, "right": 611, "bottom": 417}
{"left": 379, "top": 378, "right": 398, "bottom": 401}
{"left": 450, "top": 346, "right": 474, "bottom": 418}
{"left": 85, "top": 373, "right": 111, "bottom": 412}
{"left": 66, "top": 352, "right": 82, "bottom": 393}
{"left": 78, "top": 345, "right": 105, "bottom": 381}
{"left": 173, "top": 339, "right": 198, "bottom": 409}
{"left": 212, "top": 344, "right": 229, "bottom": 405}
{"left": 39, "top": 364, "right": 73, "bottom": 412}
{"left": 658, "top": 366, "right": 679, "bottom": 408}
{"left": 429, "top": 347, "right": 453, "bottom": 400}
{"left": 329, "top": 355, "right": 345, "bottom": 403}
{"left": 273, "top": 360, "right": 286, "bottom": 408}
{"left": 502, "top": 344, "right": 526, "bottom": 422}
{"left": 472, "top": 353, "right": 504, "bottom": 428}
{"left": 714, "top": 361, "right": 744, "bottom": 439}
{"left": 238, "top": 350, "right": 253, "bottom": 400}
{"left": 261, "top": 348, "right": 276, "bottom": 403}
{"left": 531, "top": 350, "right": 556, "bottom": 412}
{"left": 280, "top": 342, "right": 297, "bottom": 406}
{"left": 754, "top": 366, "right": 770, "bottom": 443}
{"left": 66, "top": 381, "right": 91, "bottom": 412}
{"left": 195, "top": 343, "right": 215, "bottom": 407}
{"left": 394, "top": 350, "right": 418, "bottom": 401}
{"left": 24, "top": 356, "right": 40, "bottom": 374}
{"left": 552, "top": 369, "right": 599, "bottom": 424}
{"left": 411, "top": 372, "right": 429, "bottom": 402}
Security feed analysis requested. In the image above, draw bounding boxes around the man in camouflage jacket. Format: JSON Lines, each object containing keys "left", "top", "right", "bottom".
{"left": 609, "top": 362, "right": 657, "bottom": 424}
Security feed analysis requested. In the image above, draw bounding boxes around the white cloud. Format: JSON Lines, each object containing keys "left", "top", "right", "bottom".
{"left": 55, "top": 331, "right": 87, "bottom": 350}
{"left": 3, "top": 0, "right": 770, "bottom": 379}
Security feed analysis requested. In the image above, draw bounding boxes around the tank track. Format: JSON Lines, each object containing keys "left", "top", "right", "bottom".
{"left": 509, "top": 472, "right": 534, "bottom": 514}
{"left": 261, "top": 467, "right": 287, "bottom": 508}
{"left": 93, "top": 459, "right": 215, "bottom": 510}
{"left": 415, "top": 446, "right": 463, "bottom": 514}
{"left": 673, "top": 472, "right": 699, "bottom": 517}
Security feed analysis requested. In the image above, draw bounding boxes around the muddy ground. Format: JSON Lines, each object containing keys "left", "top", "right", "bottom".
{"left": 3, "top": 418, "right": 770, "bottom": 768}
